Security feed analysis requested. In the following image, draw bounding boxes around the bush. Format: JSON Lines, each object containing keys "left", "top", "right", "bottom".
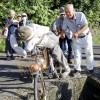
{"left": 0, "top": 38, "right": 5, "bottom": 52}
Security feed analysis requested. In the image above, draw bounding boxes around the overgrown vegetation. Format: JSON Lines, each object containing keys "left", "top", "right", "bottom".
{"left": 0, "top": 0, "right": 100, "bottom": 51}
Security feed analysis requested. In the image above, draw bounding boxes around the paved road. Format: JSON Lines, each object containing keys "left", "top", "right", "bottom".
{"left": 0, "top": 45, "right": 100, "bottom": 100}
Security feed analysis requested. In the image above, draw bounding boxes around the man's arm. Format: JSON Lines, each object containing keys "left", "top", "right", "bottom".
{"left": 72, "top": 24, "right": 88, "bottom": 38}
{"left": 61, "top": 17, "right": 69, "bottom": 38}
{"left": 10, "top": 34, "right": 27, "bottom": 56}
{"left": 73, "top": 12, "right": 89, "bottom": 38}
{"left": 3, "top": 19, "right": 13, "bottom": 29}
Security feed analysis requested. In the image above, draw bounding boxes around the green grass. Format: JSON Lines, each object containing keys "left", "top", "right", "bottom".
{"left": 93, "top": 36, "right": 100, "bottom": 44}
{"left": 91, "top": 27, "right": 100, "bottom": 44}
{"left": 0, "top": 27, "right": 5, "bottom": 52}
{"left": 0, "top": 37, "right": 5, "bottom": 52}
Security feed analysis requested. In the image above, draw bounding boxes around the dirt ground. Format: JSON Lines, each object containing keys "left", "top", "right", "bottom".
{"left": 0, "top": 45, "right": 100, "bottom": 100}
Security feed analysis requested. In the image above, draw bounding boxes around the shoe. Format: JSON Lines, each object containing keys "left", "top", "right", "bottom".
{"left": 68, "top": 59, "right": 73, "bottom": 64}
{"left": 62, "top": 68, "right": 70, "bottom": 79}
{"left": 21, "top": 55, "right": 27, "bottom": 58}
{"left": 6, "top": 56, "right": 11, "bottom": 61}
{"left": 10, "top": 55, "right": 15, "bottom": 60}
{"left": 72, "top": 70, "right": 81, "bottom": 77}
{"left": 88, "top": 69, "right": 94, "bottom": 75}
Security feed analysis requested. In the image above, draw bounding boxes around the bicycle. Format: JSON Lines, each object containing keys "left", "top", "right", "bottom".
{"left": 17, "top": 45, "right": 59, "bottom": 100}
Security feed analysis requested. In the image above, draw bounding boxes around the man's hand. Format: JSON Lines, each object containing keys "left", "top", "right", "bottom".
{"left": 60, "top": 33, "right": 65, "bottom": 39}
{"left": 57, "top": 34, "right": 61, "bottom": 38}
{"left": 72, "top": 32, "right": 78, "bottom": 39}
{"left": 72, "top": 24, "right": 88, "bottom": 39}
{"left": 57, "top": 33, "right": 65, "bottom": 39}
{"left": 9, "top": 19, "right": 14, "bottom": 24}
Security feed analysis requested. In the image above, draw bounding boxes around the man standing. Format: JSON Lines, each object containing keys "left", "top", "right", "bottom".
{"left": 19, "top": 13, "right": 30, "bottom": 26}
{"left": 62, "top": 4, "right": 94, "bottom": 75}
{"left": 51, "top": 16, "right": 59, "bottom": 35}
{"left": 4, "top": 10, "right": 18, "bottom": 60}
{"left": 56, "top": 7, "right": 73, "bottom": 64}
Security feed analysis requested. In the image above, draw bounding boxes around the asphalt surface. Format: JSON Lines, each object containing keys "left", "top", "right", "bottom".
{"left": 0, "top": 45, "right": 100, "bottom": 100}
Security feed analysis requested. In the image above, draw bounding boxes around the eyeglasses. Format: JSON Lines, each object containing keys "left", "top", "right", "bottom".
{"left": 22, "top": 15, "right": 27, "bottom": 17}
{"left": 17, "top": 16, "right": 21, "bottom": 17}
{"left": 60, "top": 14, "right": 65, "bottom": 15}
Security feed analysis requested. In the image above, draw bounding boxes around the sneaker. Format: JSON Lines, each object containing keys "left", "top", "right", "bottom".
{"left": 6, "top": 56, "right": 11, "bottom": 61}
{"left": 88, "top": 69, "right": 94, "bottom": 75}
{"left": 10, "top": 55, "right": 15, "bottom": 60}
{"left": 21, "top": 55, "right": 27, "bottom": 58}
{"left": 72, "top": 70, "right": 81, "bottom": 77}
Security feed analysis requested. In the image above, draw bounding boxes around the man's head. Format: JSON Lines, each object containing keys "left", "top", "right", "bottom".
{"left": 59, "top": 7, "right": 66, "bottom": 19}
{"left": 17, "top": 14, "right": 22, "bottom": 21}
{"left": 9, "top": 10, "right": 15, "bottom": 19}
{"left": 64, "top": 4, "right": 75, "bottom": 19}
{"left": 22, "top": 13, "right": 27, "bottom": 21}
{"left": 15, "top": 26, "right": 33, "bottom": 41}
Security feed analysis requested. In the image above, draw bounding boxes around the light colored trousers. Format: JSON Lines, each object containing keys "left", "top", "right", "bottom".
{"left": 52, "top": 44, "right": 70, "bottom": 72}
{"left": 72, "top": 32, "right": 94, "bottom": 71}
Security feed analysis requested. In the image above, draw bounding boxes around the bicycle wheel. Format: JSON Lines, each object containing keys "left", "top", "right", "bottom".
{"left": 33, "top": 71, "right": 47, "bottom": 100}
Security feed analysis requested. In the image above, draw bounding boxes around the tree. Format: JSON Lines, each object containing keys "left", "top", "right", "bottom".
{"left": 0, "top": 0, "right": 99, "bottom": 27}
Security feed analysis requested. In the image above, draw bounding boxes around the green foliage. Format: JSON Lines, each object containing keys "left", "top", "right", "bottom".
{"left": 0, "top": 37, "right": 5, "bottom": 52}
{"left": 0, "top": 0, "right": 100, "bottom": 27}
{"left": 91, "top": 27, "right": 100, "bottom": 44}
{"left": 58, "top": 0, "right": 100, "bottom": 27}
{"left": 0, "top": 0, "right": 59, "bottom": 27}
{"left": 0, "top": 0, "right": 99, "bottom": 52}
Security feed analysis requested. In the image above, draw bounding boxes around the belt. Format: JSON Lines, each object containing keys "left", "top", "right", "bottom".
{"left": 78, "top": 31, "right": 89, "bottom": 38}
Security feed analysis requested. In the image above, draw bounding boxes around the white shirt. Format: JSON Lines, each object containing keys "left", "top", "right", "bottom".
{"left": 62, "top": 12, "right": 89, "bottom": 37}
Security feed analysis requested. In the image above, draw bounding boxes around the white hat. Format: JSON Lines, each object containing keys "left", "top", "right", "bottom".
{"left": 15, "top": 26, "right": 33, "bottom": 41}
{"left": 17, "top": 14, "right": 21, "bottom": 17}
{"left": 9, "top": 10, "right": 15, "bottom": 15}
{"left": 22, "top": 13, "right": 27, "bottom": 17}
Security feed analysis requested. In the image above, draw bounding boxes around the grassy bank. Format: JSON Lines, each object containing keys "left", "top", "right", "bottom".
{"left": 0, "top": 28, "right": 5, "bottom": 52}
{"left": 0, "top": 27, "right": 100, "bottom": 52}
{"left": 91, "top": 27, "right": 100, "bottom": 44}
